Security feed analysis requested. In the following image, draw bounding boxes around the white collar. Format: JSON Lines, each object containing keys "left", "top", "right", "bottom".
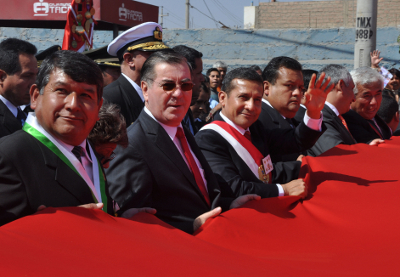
{"left": 325, "top": 101, "right": 340, "bottom": 116}
{"left": 121, "top": 73, "right": 144, "bottom": 102}
{"left": 219, "top": 111, "right": 248, "bottom": 135}
{"left": 262, "top": 98, "right": 287, "bottom": 119}
{"left": 0, "top": 95, "right": 18, "bottom": 117}
{"left": 144, "top": 106, "right": 182, "bottom": 140}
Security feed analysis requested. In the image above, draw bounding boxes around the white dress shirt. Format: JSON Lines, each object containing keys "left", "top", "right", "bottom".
{"left": 121, "top": 73, "right": 144, "bottom": 102}
{"left": 325, "top": 101, "right": 340, "bottom": 116}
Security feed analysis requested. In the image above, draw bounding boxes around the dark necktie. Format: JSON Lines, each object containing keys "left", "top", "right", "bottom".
{"left": 244, "top": 131, "right": 252, "bottom": 142}
{"left": 72, "top": 146, "right": 85, "bottom": 164}
{"left": 16, "top": 108, "right": 27, "bottom": 126}
{"left": 285, "top": 118, "right": 294, "bottom": 128}
{"left": 176, "top": 127, "right": 210, "bottom": 206}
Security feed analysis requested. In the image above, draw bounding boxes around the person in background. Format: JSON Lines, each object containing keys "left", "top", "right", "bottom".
{"left": 0, "top": 38, "right": 38, "bottom": 138}
{"left": 342, "top": 66, "right": 390, "bottom": 144}
{"left": 207, "top": 68, "right": 221, "bottom": 109}
{"left": 190, "top": 82, "right": 210, "bottom": 130}
{"left": 89, "top": 102, "right": 128, "bottom": 168}
{"left": 377, "top": 95, "right": 399, "bottom": 136}
{"left": 249, "top": 65, "right": 262, "bottom": 76}
{"left": 213, "top": 61, "right": 228, "bottom": 92}
{"left": 294, "top": 69, "right": 318, "bottom": 122}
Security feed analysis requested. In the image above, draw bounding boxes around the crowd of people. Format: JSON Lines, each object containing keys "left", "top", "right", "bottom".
{"left": 0, "top": 21, "right": 397, "bottom": 234}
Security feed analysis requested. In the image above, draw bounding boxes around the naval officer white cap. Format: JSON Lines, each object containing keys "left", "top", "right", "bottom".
{"left": 107, "top": 22, "right": 169, "bottom": 60}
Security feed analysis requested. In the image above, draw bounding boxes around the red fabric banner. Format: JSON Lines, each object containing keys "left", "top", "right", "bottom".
{"left": 1, "top": 137, "right": 400, "bottom": 276}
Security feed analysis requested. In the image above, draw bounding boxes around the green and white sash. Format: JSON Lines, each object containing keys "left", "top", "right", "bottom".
{"left": 23, "top": 113, "right": 108, "bottom": 212}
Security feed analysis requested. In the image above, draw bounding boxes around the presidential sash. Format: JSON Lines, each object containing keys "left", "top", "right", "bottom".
{"left": 23, "top": 115, "right": 108, "bottom": 212}
{"left": 200, "top": 121, "right": 272, "bottom": 184}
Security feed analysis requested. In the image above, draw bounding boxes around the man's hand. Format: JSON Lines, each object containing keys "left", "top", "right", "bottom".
{"left": 230, "top": 194, "right": 261, "bottom": 209}
{"left": 36, "top": 203, "right": 104, "bottom": 212}
{"left": 304, "top": 72, "right": 335, "bottom": 119}
{"left": 121, "top": 207, "right": 157, "bottom": 218}
{"left": 297, "top": 154, "right": 305, "bottom": 162}
{"left": 370, "top": 50, "right": 383, "bottom": 69}
{"left": 193, "top": 207, "right": 222, "bottom": 232}
{"left": 369, "top": 139, "right": 384, "bottom": 146}
{"left": 281, "top": 179, "right": 307, "bottom": 199}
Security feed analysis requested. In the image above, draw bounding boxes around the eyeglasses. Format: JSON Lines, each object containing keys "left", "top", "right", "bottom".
{"left": 150, "top": 80, "right": 194, "bottom": 92}
{"left": 99, "top": 151, "right": 116, "bottom": 166}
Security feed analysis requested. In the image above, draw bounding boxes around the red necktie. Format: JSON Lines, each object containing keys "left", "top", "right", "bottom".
{"left": 338, "top": 115, "right": 350, "bottom": 132}
{"left": 176, "top": 127, "right": 210, "bottom": 206}
{"left": 338, "top": 115, "right": 357, "bottom": 143}
{"left": 244, "top": 131, "right": 252, "bottom": 142}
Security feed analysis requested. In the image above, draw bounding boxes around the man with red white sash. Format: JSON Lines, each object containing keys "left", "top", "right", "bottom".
{"left": 195, "top": 67, "right": 333, "bottom": 199}
{"left": 0, "top": 51, "right": 122, "bottom": 226}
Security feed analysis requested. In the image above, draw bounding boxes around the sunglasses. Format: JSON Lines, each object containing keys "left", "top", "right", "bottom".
{"left": 99, "top": 151, "right": 116, "bottom": 166}
{"left": 152, "top": 80, "right": 194, "bottom": 92}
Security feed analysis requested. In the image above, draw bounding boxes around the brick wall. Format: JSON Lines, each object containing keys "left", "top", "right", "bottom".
{"left": 257, "top": 0, "right": 400, "bottom": 29}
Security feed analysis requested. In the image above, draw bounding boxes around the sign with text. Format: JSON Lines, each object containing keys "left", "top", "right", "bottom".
{"left": 355, "top": 16, "right": 374, "bottom": 42}
{"left": 0, "top": 0, "right": 158, "bottom": 28}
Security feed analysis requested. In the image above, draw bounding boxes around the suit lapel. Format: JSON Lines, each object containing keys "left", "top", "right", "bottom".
{"left": 34, "top": 137, "right": 96, "bottom": 205}
{"left": 139, "top": 111, "right": 207, "bottom": 200}
{"left": 323, "top": 105, "right": 355, "bottom": 144}
{"left": 118, "top": 76, "right": 144, "bottom": 123}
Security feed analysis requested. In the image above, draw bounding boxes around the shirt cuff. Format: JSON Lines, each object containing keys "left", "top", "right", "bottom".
{"left": 303, "top": 111, "right": 323, "bottom": 131}
{"left": 277, "top": 184, "right": 284, "bottom": 196}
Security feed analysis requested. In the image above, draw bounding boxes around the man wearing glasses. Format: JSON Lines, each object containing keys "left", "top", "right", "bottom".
{"left": 105, "top": 51, "right": 259, "bottom": 234}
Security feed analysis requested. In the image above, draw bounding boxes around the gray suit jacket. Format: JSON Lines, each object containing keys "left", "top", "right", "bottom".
{"left": 308, "top": 105, "right": 356, "bottom": 156}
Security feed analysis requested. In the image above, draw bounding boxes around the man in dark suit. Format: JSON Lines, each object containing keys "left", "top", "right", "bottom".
{"left": 293, "top": 69, "right": 318, "bottom": 122}
{"left": 259, "top": 56, "right": 308, "bottom": 162}
{"left": 103, "top": 22, "right": 169, "bottom": 126}
{"left": 0, "top": 50, "right": 115, "bottom": 226}
{"left": 106, "top": 51, "right": 259, "bottom": 234}
{"left": 0, "top": 38, "right": 38, "bottom": 138}
{"left": 308, "top": 64, "right": 357, "bottom": 156}
{"left": 173, "top": 45, "right": 206, "bottom": 135}
{"left": 342, "top": 66, "right": 391, "bottom": 144}
{"left": 195, "top": 67, "right": 332, "bottom": 200}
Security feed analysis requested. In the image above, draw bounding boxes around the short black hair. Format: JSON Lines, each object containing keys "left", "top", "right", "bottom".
{"left": 302, "top": 69, "right": 318, "bottom": 90}
{"left": 222, "top": 67, "right": 263, "bottom": 95}
{"left": 206, "top": 67, "right": 219, "bottom": 77}
{"left": 0, "top": 38, "right": 37, "bottom": 75}
{"left": 37, "top": 50, "right": 104, "bottom": 102}
{"left": 377, "top": 94, "right": 399, "bottom": 124}
{"left": 262, "top": 56, "right": 302, "bottom": 84}
{"left": 389, "top": 68, "right": 400, "bottom": 79}
{"left": 250, "top": 65, "right": 262, "bottom": 72}
{"left": 141, "top": 51, "right": 191, "bottom": 86}
{"left": 172, "top": 45, "right": 203, "bottom": 71}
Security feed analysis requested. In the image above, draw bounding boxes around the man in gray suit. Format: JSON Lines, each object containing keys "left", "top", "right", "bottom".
{"left": 307, "top": 64, "right": 357, "bottom": 156}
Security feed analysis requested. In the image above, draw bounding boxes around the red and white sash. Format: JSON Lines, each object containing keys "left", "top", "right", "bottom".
{"left": 200, "top": 121, "right": 270, "bottom": 181}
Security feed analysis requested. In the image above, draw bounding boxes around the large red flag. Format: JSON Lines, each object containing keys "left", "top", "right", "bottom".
{"left": 62, "top": 0, "right": 95, "bottom": 52}
{"left": 1, "top": 138, "right": 400, "bottom": 275}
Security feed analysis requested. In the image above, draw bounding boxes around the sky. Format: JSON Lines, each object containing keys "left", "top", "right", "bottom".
{"left": 136, "top": 0, "right": 330, "bottom": 29}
